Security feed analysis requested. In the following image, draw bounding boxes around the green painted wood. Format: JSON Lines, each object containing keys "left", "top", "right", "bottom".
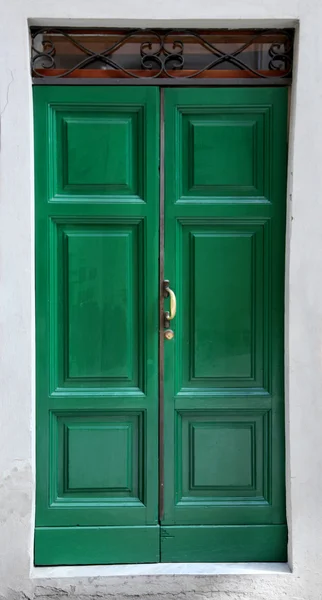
{"left": 35, "top": 85, "right": 288, "bottom": 565}
{"left": 34, "top": 87, "right": 160, "bottom": 564}
{"left": 35, "top": 526, "right": 160, "bottom": 565}
{"left": 162, "top": 88, "right": 287, "bottom": 561}
{"left": 161, "top": 525, "right": 288, "bottom": 562}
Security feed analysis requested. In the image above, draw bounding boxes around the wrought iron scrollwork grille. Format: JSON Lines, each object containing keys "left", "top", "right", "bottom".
{"left": 30, "top": 27, "right": 293, "bottom": 80}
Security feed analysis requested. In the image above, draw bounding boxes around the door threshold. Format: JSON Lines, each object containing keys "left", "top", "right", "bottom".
{"left": 31, "top": 563, "right": 291, "bottom": 578}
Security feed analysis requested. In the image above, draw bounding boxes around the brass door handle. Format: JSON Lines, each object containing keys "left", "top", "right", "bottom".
{"left": 165, "top": 286, "right": 176, "bottom": 320}
{"left": 164, "top": 280, "right": 176, "bottom": 327}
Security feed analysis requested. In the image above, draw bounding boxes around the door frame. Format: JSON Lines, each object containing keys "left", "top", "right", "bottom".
{"left": 32, "top": 27, "right": 291, "bottom": 567}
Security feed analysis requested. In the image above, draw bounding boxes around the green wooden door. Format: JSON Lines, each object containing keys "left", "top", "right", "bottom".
{"left": 162, "top": 88, "right": 288, "bottom": 562}
{"left": 34, "top": 85, "right": 287, "bottom": 565}
{"left": 34, "top": 87, "right": 160, "bottom": 565}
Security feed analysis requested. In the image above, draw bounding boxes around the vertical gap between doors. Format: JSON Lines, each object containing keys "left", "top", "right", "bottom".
{"left": 158, "top": 88, "right": 165, "bottom": 526}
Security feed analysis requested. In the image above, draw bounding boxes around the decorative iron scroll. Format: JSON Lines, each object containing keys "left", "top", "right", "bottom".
{"left": 30, "top": 28, "right": 293, "bottom": 79}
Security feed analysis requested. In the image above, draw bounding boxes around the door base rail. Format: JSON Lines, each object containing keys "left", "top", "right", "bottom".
{"left": 35, "top": 526, "right": 160, "bottom": 565}
{"left": 160, "top": 525, "right": 287, "bottom": 563}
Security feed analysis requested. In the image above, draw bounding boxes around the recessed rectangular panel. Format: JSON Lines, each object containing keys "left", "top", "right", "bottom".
{"left": 178, "top": 220, "right": 269, "bottom": 392}
{"left": 67, "top": 425, "right": 131, "bottom": 491}
{"left": 66, "top": 119, "right": 131, "bottom": 187}
{"left": 50, "top": 219, "right": 144, "bottom": 392}
{"left": 192, "top": 423, "right": 253, "bottom": 489}
{"left": 67, "top": 231, "right": 131, "bottom": 380}
{"left": 178, "top": 108, "right": 269, "bottom": 201}
{"left": 192, "top": 121, "right": 255, "bottom": 188}
{"left": 51, "top": 411, "right": 143, "bottom": 504}
{"left": 193, "top": 232, "right": 253, "bottom": 380}
{"left": 50, "top": 106, "right": 144, "bottom": 200}
{"left": 177, "top": 411, "right": 269, "bottom": 505}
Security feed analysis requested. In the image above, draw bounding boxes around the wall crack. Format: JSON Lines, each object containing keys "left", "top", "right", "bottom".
{"left": 0, "top": 69, "right": 14, "bottom": 118}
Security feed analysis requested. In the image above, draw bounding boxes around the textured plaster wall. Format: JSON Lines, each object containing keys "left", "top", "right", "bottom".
{"left": 0, "top": 0, "right": 321, "bottom": 598}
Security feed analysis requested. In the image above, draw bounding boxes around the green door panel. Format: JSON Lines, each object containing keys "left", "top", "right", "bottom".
{"left": 161, "top": 525, "right": 287, "bottom": 563}
{"left": 34, "top": 86, "right": 160, "bottom": 564}
{"left": 35, "top": 85, "right": 287, "bottom": 565}
{"left": 162, "top": 88, "right": 287, "bottom": 561}
{"left": 35, "top": 526, "right": 160, "bottom": 566}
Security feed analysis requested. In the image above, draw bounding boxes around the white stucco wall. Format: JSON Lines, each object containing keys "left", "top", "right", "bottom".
{"left": 0, "top": 1, "right": 321, "bottom": 598}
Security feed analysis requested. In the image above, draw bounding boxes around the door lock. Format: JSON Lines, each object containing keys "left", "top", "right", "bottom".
{"left": 164, "top": 329, "right": 174, "bottom": 341}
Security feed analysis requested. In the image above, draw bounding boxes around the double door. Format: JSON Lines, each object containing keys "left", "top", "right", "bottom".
{"left": 34, "top": 86, "right": 287, "bottom": 564}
